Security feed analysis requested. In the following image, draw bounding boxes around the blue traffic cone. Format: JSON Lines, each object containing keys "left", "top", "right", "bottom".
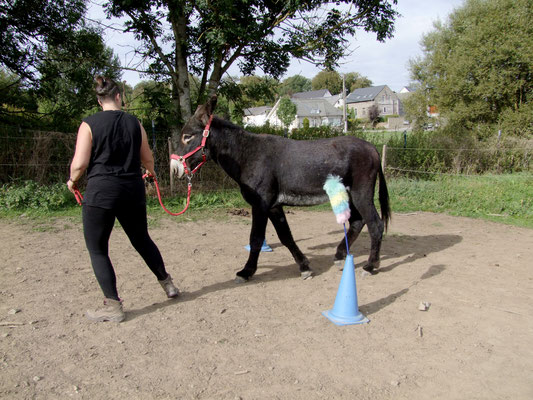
{"left": 322, "top": 254, "right": 369, "bottom": 326}
{"left": 244, "top": 239, "right": 273, "bottom": 252}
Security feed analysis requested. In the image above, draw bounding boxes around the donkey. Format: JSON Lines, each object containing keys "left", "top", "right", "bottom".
{"left": 171, "top": 95, "right": 390, "bottom": 282}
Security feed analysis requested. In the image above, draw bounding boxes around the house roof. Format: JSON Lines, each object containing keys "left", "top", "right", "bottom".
{"left": 400, "top": 86, "right": 416, "bottom": 93}
{"left": 293, "top": 98, "right": 343, "bottom": 117}
{"left": 325, "top": 93, "right": 342, "bottom": 105}
{"left": 345, "top": 85, "right": 387, "bottom": 104}
{"left": 291, "top": 89, "right": 331, "bottom": 99}
{"left": 243, "top": 106, "right": 272, "bottom": 116}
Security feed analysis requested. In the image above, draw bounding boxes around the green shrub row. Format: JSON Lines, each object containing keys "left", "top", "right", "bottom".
{"left": 0, "top": 181, "right": 75, "bottom": 210}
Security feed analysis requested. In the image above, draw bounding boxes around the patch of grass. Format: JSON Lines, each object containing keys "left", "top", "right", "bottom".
{"left": 1, "top": 175, "right": 531, "bottom": 229}
{"left": 388, "top": 173, "right": 533, "bottom": 228}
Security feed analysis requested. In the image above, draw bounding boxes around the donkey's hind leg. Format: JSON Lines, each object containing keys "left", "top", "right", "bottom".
{"left": 268, "top": 206, "right": 313, "bottom": 280}
{"left": 351, "top": 192, "right": 384, "bottom": 274}
{"left": 333, "top": 205, "right": 365, "bottom": 270}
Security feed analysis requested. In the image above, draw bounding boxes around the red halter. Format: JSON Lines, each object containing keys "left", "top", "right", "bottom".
{"left": 170, "top": 115, "right": 214, "bottom": 177}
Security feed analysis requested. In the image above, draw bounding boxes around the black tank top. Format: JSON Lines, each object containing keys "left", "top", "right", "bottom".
{"left": 83, "top": 110, "right": 142, "bottom": 178}
{"left": 81, "top": 111, "right": 145, "bottom": 209}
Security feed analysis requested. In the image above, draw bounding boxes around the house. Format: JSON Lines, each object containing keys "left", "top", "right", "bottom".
{"left": 345, "top": 85, "right": 401, "bottom": 119}
{"left": 291, "top": 89, "right": 332, "bottom": 99}
{"left": 399, "top": 86, "right": 416, "bottom": 94}
{"left": 266, "top": 97, "right": 343, "bottom": 130}
{"left": 242, "top": 106, "right": 273, "bottom": 127}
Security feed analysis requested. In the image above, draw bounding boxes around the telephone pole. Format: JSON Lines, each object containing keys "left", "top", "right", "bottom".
{"left": 342, "top": 74, "right": 348, "bottom": 133}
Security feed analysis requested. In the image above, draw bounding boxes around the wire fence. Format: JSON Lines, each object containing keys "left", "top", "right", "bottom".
{"left": 0, "top": 125, "right": 237, "bottom": 194}
{"left": 1, "top": 125, "right": 531, "bottom": 192}
{"left": 381, "top": 144, "right": 532, "bottom": 177}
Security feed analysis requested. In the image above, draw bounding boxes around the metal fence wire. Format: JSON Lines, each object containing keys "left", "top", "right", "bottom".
{"left": 0, "top": 125, "right": 238, "bottom": 193}
{"left": 1, "top": 125, "right": 531, "bottom": 190}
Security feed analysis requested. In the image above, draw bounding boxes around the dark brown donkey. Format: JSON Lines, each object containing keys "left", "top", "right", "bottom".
{"left": 171, "top": 95, "right": 390, "bottom": 282}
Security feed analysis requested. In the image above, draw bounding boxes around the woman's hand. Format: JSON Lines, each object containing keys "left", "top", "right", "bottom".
{"left": 67, "top": 178, "right": 78, "bottom": 194}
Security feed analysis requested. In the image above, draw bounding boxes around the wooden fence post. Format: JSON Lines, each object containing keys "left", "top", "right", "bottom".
{"left": 168, "top": 137, "right": 174, "bottom": 195}
{"left": 381, "top": 144, "right": 387, "bottom": 171}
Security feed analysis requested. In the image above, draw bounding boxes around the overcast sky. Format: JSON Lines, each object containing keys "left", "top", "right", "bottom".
{"left": 91, "top": 0, "right": 466, "bottom": 92}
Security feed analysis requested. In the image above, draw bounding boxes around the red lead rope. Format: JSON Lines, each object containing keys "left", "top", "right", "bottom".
{"left": 72, "top": 174, "right": 192, "bottom": 216}
{"left": 143, "top": 173, "right": 192, "bottom": 216}
{"left": 73, "top": 188, "right": 83, "bottom": 205}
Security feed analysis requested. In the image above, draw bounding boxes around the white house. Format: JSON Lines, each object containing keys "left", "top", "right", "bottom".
{"left": 267, "top": 97, "right": 343, "bottom": 130}
{"left": 242, "top": 106, "right": 273, "bottom": 127}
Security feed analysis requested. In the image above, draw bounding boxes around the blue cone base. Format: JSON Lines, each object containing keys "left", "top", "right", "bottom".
{"left": 323, "top": 254, "right": 369, "bottom": 326}
{"left": 322, "top": 310, "right": 369, "bottom": 326}
{"left": 244, "top": 240, "right": 273, "bottom": 252}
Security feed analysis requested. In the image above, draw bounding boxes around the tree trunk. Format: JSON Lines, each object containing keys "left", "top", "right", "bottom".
{"left": 170, "top": 3, "right": 192, "bottom": 142}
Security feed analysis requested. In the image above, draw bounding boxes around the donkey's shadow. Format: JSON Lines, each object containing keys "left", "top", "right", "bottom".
{"left": 304, "top": 230, "right": 462, "bottom": 276}
{"left": 126, "top": 232, "right": 461, "bottom": 320}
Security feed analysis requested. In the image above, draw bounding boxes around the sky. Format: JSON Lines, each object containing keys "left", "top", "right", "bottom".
{"left": 90, "top": 0, "right": 466, "bottom": 92}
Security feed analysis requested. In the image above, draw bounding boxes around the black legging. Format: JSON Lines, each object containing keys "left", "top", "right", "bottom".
{"left": 82, "top": 203, "right": 168, "bottom": 301}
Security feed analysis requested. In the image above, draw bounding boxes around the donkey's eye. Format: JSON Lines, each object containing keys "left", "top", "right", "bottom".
{"left": 182, "top": 134, "right": 194, "bottom": 144}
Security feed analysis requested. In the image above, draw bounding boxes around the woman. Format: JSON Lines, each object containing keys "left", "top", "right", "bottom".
{"left": 68, "top": 76, "right": 178, "bottom": 323}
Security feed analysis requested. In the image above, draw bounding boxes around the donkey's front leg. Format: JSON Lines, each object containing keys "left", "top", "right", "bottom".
{"left": 235, "top": 206, "right": 268, "bottom": 283}
{"left": 268, "top": 206, "right": 312, "bottom": 280}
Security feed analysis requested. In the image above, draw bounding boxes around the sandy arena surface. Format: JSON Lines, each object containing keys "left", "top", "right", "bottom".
{"left": 1, "top": 210, "right": 532, "bottom": 399}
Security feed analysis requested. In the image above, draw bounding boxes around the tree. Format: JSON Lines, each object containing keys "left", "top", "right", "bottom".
{"left": 37, "top": 28, "right": 122, "bottom": 130}
{"left": 1, "top": 0, "right": 124, "bottom": 130}
{"left": 0, "top": 0, "right": 88, "bottom": 83}
{"left": 277, "top": 97, "right": 297, "bottom": 130}
{"left": 312, "top": 70, "right": 342, "bottom": 94}
{"left": 129, "top": 80, "right": 173, "bottom": 129}
{"left": 345, "top": 72, "right": 372, "bottom": 91}
{"left": 239, "top": 75, "right": 279, "bottom": 108}
{"left": 0, "top": 69, "right": 38, "bottom": 125}
{"left": 102, "top": 0, "right": 399, "bottom": 136}
{"left": 368, "top": 104, "right": 380, "bottom": 126}
{"left": 409, "top": 0, "right": 533, "bottom": 137}
{"left": 279, "top": 75, "right": 312, "bottom": 97}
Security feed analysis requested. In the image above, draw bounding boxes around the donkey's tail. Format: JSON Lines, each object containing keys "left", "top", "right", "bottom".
{"left": 378, "top": 163, "right": 391, "bottom": 231}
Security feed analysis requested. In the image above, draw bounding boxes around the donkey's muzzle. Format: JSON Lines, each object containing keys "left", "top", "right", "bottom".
{"left": 170, "top": 158, "right": 185, "bottom": 179}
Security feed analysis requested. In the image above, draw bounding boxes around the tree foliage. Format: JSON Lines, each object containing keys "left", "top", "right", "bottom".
{"left": 409, "top": 0, "right": 533, "bottom": 138}
{"left": 277, "top": 97, "right": 297, "bottom": 128}
{"left": 103, "top": 0, "right": 398, "bottom": 132}
{"left": 345, "top": 72, "right": 372, "bottom": 91}
{"left": 0, "top": 0, "right": 87, "bottom": 82}
{"left": 0, "top": 0, "right": 122, "bottom": 129}
{"left": 279, "top": 75, "right": 312, "bottom": 97}
{"left": 367, "top": 104, "right": 380, "bottom": 126}
{"left": 312, "top": 70, "right": 342, "bottom": 94}
{"left": 311, "top": 70, "right": 371, "bottom": 94}
{"left": 37, "top": 28, "right": 122, "bottom": 130}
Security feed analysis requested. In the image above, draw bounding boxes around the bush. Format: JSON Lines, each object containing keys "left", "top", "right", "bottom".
{"left": 0, "top": 181, "right": 74, "bottom": 211}
{"left": 384, "top": 129, "right": 532, "bottom": 175}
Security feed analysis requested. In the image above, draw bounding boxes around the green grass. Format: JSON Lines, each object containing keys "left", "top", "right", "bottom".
{"left": 1, "top": 174, "right": 532, "bottom": 229}
{"left": 387, "top": 173, "right": 533, "bottom": 228}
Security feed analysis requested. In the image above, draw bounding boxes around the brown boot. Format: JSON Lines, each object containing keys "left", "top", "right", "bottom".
{"left": 86, "top": 298, "right": 125, "bottom": 322}
{"left": 159, "top": 274, "right": 179, "bottom": 298}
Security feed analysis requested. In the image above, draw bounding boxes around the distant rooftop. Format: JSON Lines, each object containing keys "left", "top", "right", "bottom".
{"left": 345, "top": 85, "right": 387, "bottom": 104}
{"left": 243, "top": 106, "right": 272, "bottom": 116}
{"left": 291, "top": 89, "right": 331, "bottom": 99}
{"left": 292, "top": 98, "right": 342, "bottom": 117}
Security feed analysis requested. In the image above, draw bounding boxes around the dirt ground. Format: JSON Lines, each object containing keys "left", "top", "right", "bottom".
{"left": 1, "top": 210, "right": 532, "bottom": 400}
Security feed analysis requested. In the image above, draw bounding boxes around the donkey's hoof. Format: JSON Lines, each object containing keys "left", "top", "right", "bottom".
{"left": 234, "top": 275, "right": 248, "bottom": 284}
{"left": 363, "top": 265, "right": 377, "bottom": 275}
{"left": 301, "top": 270, "right": 313, "bottom": 280}
{"left": 333, "top": 259, "right": 344, "bottom": 271}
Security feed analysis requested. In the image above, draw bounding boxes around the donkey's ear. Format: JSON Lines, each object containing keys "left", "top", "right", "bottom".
{"left": 205, "top": 95, "right": 217, "bottom": 117}
{"left": 194, "top": 94, "right": 218, "bottom": 125}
